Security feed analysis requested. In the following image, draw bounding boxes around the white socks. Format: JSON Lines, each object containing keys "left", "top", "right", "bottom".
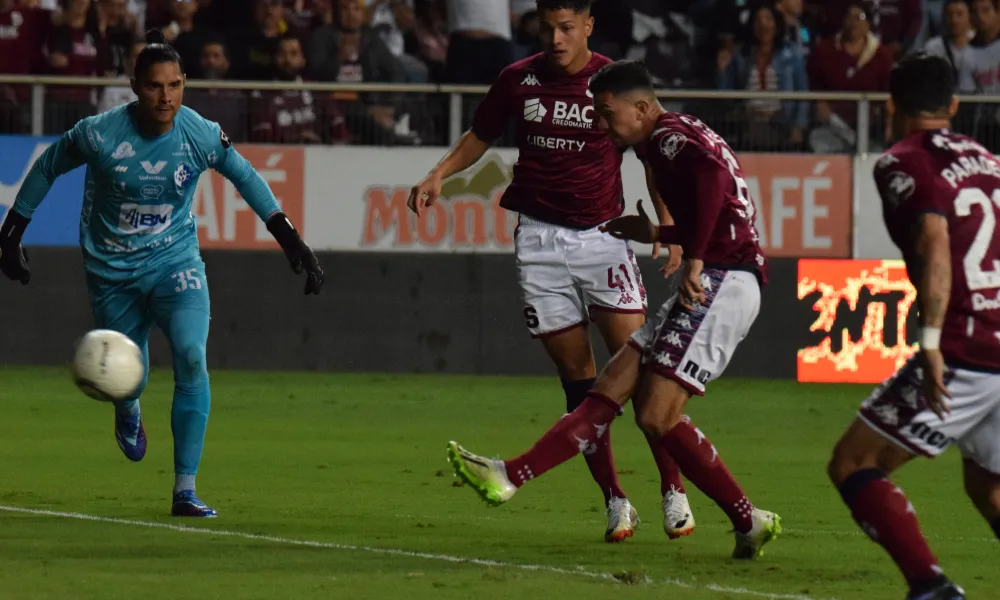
{"left": 174, "top": 473, "right": 196, "bottom": 495}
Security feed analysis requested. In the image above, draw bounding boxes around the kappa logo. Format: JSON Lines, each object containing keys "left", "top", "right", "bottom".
{"left": 523, "top": 98, "right": 547, "bottom": 123}
{"left": 660, "top": 132, "right": 688, "bottom": 160}
{"left": 521, "top": 73, "right": 540, "bottom": 86}
{"left": 141, "top": 160, "right": 167, "bottom": 174}
{"left": 111, "top": 142, "right": 135, "bottom": 160}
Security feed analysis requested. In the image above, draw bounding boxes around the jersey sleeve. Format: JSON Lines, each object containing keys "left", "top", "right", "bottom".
{"left": 873, "top": 152, "right": 945, "bottom": 245}
{"left": 649, "top": 128, "right": 730, "bottom": 260}
{"left": 210, "top": 133, "right": 282, "bottom": 222}
{"left": 470, "top": 69, "right": 514, "bottom": 143}
{"left": 12, "top": 118, "right": 95, "bottom": 219}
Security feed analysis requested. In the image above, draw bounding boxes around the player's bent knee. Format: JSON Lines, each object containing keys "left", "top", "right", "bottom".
{"left": 633, "top": 374, "right": 687, "bottom": 438}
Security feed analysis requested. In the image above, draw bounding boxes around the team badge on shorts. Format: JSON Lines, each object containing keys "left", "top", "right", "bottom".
{"left": 174, "top": 163, "right": 196, "bottom": 189}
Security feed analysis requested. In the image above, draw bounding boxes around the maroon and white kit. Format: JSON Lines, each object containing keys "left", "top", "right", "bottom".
{"left": 472, "top": 52, "right": 645, "bottom": 337}
{"left": 861, "top": 129, "right": 1000, "bottom": 473}
{"left": 629, "top": 113, "right": 767, "bottom": 395}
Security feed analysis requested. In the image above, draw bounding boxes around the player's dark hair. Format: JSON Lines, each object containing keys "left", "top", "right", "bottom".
{"left": 536, "top": 0, "right": 593, "bottom": 13}
{"left": 588, "top": 60, "right": 654, "bottom": 98}
{"left": 889, "top": 52, "right": 956, "bottom": 117}
{"left": 135, "top": 29, "right": 184, "bottom": 79}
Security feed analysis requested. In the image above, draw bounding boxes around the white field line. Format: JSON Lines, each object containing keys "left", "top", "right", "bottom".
{"left": 0, "top": 504, "right": 830, "bottom": 600}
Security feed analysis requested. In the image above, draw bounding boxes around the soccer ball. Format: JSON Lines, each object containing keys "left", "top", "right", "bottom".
{"left": 71, "top": 329, "right": 145, "bottom": 402}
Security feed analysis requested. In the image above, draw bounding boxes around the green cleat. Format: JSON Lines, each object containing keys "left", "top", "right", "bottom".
{"left": 732, "top": 509, "right": 782, "bottom": 559}
{"left": 446, "top": 441, "right": 517, "bottom": 507}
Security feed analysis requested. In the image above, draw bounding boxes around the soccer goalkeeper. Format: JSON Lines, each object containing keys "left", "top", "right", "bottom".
{"left": 0, "top": 31, "right": 324, "bottom": 517}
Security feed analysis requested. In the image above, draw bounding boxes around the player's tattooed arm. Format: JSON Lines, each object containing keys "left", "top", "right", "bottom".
{"left": 911, "top": 213, "right": 951, "bottom": 329}
{"left": 911, "top": 212, "right": 953, "bottom": 418}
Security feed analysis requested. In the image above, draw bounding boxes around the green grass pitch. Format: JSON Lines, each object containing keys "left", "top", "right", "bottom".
{"left": 0, "top": 367, "right": 994, "bottom": 600}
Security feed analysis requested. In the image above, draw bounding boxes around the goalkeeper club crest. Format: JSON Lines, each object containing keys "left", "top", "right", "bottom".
{"left": 174, "top": 162, "right": 196, "bottom": 189}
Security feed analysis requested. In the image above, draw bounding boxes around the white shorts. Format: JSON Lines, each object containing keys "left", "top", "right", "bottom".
{"left": 628, "top": 269, "right": 761, "bottom": 395}
{"left": 858, "top": 356, "right": 1000, "bottom": 474}
{"left": 515, "top": 215, "right": 647, "bottom": 338}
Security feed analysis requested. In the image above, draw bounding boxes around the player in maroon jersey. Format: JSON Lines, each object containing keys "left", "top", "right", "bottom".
{"left": 827, "top": 53, "right": 1000, "bottom": 600}
{"left": 446, "top": 60, "right": 782, "bottom": 560}
{"left": 409, "top": 0, "right": 696, "bottom": 543}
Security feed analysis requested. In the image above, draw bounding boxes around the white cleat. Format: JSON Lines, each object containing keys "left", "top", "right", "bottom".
{"left": 732, "top": 508, "right": 782, "bottom": 560}
{"left": 605, "top": 496, "right": 639, "bottom": 543}
{"left": 662, "top": 486, "right": 695, "bottom": 539}
{"left": 447, "top": 441, "right": 517, "bottom": 507}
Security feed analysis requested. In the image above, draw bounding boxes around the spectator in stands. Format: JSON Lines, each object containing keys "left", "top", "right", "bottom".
{"left": 817, "top": 0, "right": 923, "bottom": 58}
{"left": 98, "top": 0, "right": 138, "bottom": 75}
{"left": 774, "top": 0, "right": 813, "bottom": 58}
{"left": 966, "top": 0, "right": 1000, "bottom": 149}
{"left": 230, "top": 0, "right": 302, "bottom": 80}
{"left": 443, "top": 0, "right": 513, "bottom": 84}
{"left": 184, "top": 39, "right": 249, "bottom": 141}
{"left": 401, "top": 0, "right": 447, "bottom": 81}
{"left": 46, "top": 0, "right": 111, "bottom": 133}
{"left": 807, "top": 1, "right": 893, "bottom": 153}
{"left": 160, "top": 0, "right": 213, "bottom": 78}
{"left": 925, "top": 0, "right": 976, "bottom": 92}
{"left": 718, "top": 4, "right": 809, "bottom": 151}
{"left": 250, "top": 35, "right": 349, "bottom": 144}
{"left": 1, "top": 0, "right": 50, "bottom": 133}
{"left": 97, "top": 38, "right": 141, "bottom": 111}
{"left": 309, "top": 0, "right": 414, "bottom": 144}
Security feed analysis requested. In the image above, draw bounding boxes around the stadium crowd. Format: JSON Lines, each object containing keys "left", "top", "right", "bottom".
{"left": 0, "top": 0, "right": 998, "bottom": 150}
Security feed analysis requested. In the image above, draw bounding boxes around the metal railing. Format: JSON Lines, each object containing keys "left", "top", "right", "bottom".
{"left": 3, "top": 75, "right": 1000, "bottom": 154}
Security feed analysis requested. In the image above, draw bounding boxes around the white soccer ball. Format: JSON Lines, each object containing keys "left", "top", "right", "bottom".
{"left": 71, "top": 329, "right": 145, "bottom": 402}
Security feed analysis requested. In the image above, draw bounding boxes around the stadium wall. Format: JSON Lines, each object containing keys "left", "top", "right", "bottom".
{"left": 0, "top": 250, "right": 806, "bottom": 379}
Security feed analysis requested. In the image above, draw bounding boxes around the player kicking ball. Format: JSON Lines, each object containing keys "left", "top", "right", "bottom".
{"left": 448, "top": 60, "right": 781, "bottom": 559}
{"left": 410, "top": 0, "right": 695, "bottom": 542}
{"left": 828, "top": 53, "right": 1000, "bottom": 600}
{"left": 0, "top": 31, "right": 324, "bottom": 517}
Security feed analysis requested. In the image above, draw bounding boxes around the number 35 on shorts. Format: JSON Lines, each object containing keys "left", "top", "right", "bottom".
{"left": 171, "top": 268, "right": 203, "bottom": 293}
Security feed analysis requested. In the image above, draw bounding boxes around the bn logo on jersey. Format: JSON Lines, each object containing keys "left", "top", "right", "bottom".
{"left": 119, "top": 203, "right": 173, "bottom": 235}
{"left": 174, "top": 163, "right": 196, "bottom": 189}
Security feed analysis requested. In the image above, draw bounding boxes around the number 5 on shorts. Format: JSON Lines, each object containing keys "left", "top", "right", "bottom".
{"left": 172, "top": 268, "right": 203, "bottom": 293}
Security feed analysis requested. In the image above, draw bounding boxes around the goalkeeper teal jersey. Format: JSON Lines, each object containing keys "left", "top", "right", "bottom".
{"left": 13, "top": 103, "right": 282, "bottom": 281}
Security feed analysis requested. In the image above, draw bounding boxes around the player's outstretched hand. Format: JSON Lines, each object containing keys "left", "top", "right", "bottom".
{"left": 408, "top": 174, "right": 442, "bottom": 216}
{"left": 600, "top": 199, "right": 657, "bottom": 244}
{"left": 266, "top": 212, "right": 324, "bottom": 295}
{"left": 920, "top": 348, "right": 952, "bottom": 420}
{"left": 0, "top": 210, "right": 31, "bottom": 285}
{"left": 679, "top": 258, "right": 706, "bottom": 309}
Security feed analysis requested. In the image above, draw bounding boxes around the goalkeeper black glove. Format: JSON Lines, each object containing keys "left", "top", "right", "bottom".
{"left": 266, "top": 212, "right": 323, "bottom": 295}
{"left": 0, "top": 210, "right": 30, "bottom": 285}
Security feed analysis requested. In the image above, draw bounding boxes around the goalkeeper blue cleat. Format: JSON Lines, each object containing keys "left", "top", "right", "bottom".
{"left": 171, "top": 490, "right": 218, "bottom": 518}
{"left": 114, "top": 403, "right": 146, "bottom": 462}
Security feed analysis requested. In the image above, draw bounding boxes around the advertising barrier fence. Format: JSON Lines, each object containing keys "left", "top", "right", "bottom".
{"left": 0, "top": 134, "right": 935, "bottom": 384}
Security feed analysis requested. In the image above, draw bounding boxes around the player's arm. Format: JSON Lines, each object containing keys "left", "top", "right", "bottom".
{"left": 0, "top": 127, "right": 89, "bottom": 284}
{"left": 656, "top": 156, "right": 728, "bottom": 259}
{"left": 644, "top": 163, "right": 683, "bottom": 274}
{"left": 408, "top": 71, "right": 513, "bottom": 215}
{"left": 910, "top": 213, "right": 951, "bottom": 338}
{"left": 875, "top": 158, "right": 952, "bottom": 416}
{"left": 213, "top": 142, "right": 324, "bottom": 295}
{"left": 407, "top": 129, "right": 492, "bottom": 215}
